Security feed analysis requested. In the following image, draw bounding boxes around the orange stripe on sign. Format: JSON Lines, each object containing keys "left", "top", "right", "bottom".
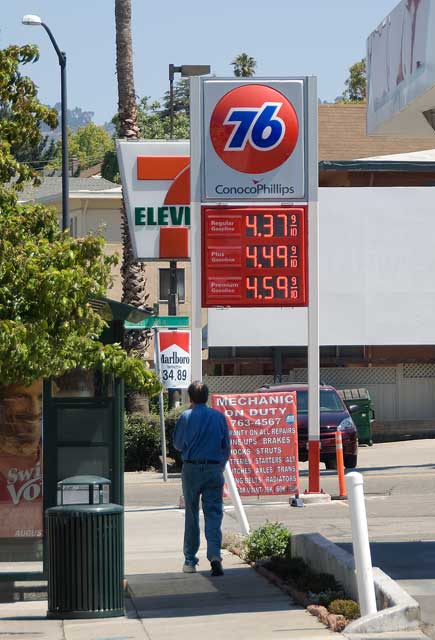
{"left": 164, "top": 165, "right": 190, "bottom": 204}
{"left": 137, "top": 156, "right": 189, "bottom": 180}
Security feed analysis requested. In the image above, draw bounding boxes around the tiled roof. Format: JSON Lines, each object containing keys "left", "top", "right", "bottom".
{"left": 18, "top": 176, "right": 120, "bottom": 202}
{"left": 319, "top": 103, "right": 435, "bottom": 161}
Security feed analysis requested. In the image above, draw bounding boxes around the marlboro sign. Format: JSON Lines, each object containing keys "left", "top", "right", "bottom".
{"left": 157, "top": 331, "right": 191, "bottom": 390}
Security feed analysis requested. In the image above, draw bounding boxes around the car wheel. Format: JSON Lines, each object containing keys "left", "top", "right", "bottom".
{"left": 324, "top": 458, "right": 337, "bottom": 470}
{"left": 344, "top": 454, "right": 358, "bottom": 469}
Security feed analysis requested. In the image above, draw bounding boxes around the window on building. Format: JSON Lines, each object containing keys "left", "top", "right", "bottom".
{"left": 159, "top": 268, "right": 185, "bottom": 303}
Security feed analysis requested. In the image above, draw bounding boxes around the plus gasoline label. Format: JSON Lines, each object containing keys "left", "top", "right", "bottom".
{"left": 210, "top": 84, "right": 299, "bottom": 174}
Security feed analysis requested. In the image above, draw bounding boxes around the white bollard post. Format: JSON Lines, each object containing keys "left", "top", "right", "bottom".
{"left": 224, "top": 463, "right": 250, "bottom": 536}
{"left": 346, "top": 472, "right": 377, "bottom": 617}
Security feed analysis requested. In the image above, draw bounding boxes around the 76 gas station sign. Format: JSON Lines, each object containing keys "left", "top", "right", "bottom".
{"left": 202, "top": 79, "right": 307, "bottom": 201}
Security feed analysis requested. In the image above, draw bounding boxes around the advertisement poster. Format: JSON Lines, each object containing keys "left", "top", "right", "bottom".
{"left": 157, "top": 331, "right": 191, "bottom": 390}
{"left": 212, "top": 391, "right": 299, "bottom": 496}
{"left": 0, "top": 380, "right": 43, "bottom": 538}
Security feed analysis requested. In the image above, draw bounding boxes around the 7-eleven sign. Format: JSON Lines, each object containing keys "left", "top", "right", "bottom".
{"left": 116, "top": 140, "right": 190, "bottom": 260}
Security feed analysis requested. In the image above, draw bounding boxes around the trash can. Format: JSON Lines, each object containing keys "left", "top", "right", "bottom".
{"left": 338, "top": 388, "right": 375, "bottom": 445}
{"left": 46, "top": 476, "right": 124, "bottom": 619}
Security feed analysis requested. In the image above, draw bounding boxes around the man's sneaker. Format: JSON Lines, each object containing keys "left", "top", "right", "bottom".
{"left": 210, "top": 560, "right": 224, "bottom": 576}
{"left": 182, "top": 564, "right": 196, "bottom": 573}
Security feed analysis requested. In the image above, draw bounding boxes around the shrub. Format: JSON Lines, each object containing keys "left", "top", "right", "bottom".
{"left": 124, "top": 413, "right": 161, "bottom": 471}
{"left": 165, "top": 404, "right": 188, "bottom": 468}
{"left": 245, "top": 522, "right": 291, "bottom": 563}
{"left": 295, "top": 571, "right": 341, "bottom": 594}
{"left": 286, "top": 556, "right": 309, "bottom": 579}
{"left": 328, "top": 599, "right": 360, "bottom": 620}
{"left": 308, "top": 589, "right": 346, "bottom": 607}
{"left": 124, "top": 404, "right": 188, "bottom": 472}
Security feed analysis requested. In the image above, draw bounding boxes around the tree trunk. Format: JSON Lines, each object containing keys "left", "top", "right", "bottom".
{"left": 115, "top": 0, "right": 151, "bottom": 415}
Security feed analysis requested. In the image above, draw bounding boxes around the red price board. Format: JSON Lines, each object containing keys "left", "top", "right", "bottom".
{"left": 202, "top": 206, "right": 308, "bottom": 307}
{"left": 212, "top": 392, "right": 299, "bottom": 497}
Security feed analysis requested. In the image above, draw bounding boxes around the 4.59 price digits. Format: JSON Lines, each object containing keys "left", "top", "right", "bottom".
{"left": 246, "top": 275, "right": 299, "bottom": 300}
{"left": 246, "top": 212, "right": 300, "bottom": 238}
{"left": 246, "top": 245, "right": 298, "bottom": 268}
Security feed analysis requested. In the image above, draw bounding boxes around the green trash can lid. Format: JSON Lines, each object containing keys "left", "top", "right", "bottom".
{"left": 58, "top": 475, "right": 111, "bottom": 486}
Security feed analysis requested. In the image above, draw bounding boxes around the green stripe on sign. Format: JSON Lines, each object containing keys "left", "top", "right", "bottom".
{"left": 124, "top": 316, "right": 190, "bottom": 329}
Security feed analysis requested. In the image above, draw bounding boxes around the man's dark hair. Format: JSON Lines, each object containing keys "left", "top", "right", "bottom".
{"left": 188, "top": 381, "right": 209, "bottom": 404}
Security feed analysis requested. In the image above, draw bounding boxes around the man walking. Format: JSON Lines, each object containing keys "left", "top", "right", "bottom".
{"left": 173, "top": 381, "right": 230, "bottom": 576}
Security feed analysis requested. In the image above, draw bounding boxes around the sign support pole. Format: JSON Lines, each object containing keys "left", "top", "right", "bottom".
{"left": 190, "top": 76, "right": 203, "bottom": 382}
{"left": 154, "top": 328, "right": 168, "bottom": 482}
{"left": 307, "top": 76, "right": 321, "bottom": 494}
{"left": 167, "top": 259, "right": 179, "bottom": 409}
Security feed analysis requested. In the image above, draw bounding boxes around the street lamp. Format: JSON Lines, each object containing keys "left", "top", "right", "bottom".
{"left": 168, "top": 64, "right": 210, "bottom": 139}
{"left": 22, "top": 15, "right": 69, "bottom": 232}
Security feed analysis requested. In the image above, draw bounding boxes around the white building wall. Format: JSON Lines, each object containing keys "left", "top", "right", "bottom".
{"left": 208, "top": 187, "right": 435, "bottom": 347}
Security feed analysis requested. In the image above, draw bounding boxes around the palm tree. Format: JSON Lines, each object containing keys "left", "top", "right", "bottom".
{"left": 115, "top": 0, "right": 150, "bottom": 412}
{"left": 231, "top": 53, "right": 257, "bottom": 77}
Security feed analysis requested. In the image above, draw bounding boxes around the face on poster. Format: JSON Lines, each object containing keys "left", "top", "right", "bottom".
{"left": 0, "top": 380, "right": 43, "bottom": 538}
{"left": 212, "top": 391, "right": 299, "bottom": 496}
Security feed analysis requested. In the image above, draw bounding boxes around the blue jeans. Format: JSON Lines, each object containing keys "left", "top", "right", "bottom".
{"left": 181, "top": 463, "right": 225, "bottom": 566}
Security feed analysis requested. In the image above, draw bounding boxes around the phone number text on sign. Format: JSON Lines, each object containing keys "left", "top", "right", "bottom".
{"left": 212, "top": 392, "right": 299, "bottom": 496}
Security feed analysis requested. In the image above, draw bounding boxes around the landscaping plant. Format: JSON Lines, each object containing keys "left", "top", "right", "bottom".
{"left": 245, "top": 521, "right": 291, "bottom": 563}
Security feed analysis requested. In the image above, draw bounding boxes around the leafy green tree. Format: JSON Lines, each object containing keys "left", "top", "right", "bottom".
{"left": 231, "top": 53, "right": 257, "bottom": 77}
{"left": 0, "top": 45, "right": 57, "bottom": 190}
{"left": 101, "top": 87, "right": 189, "bottom": 184}
{"left": 339, "top": 58, "right": 366, "bottom": 102}
{"left": 162, "top": 78, "right": 190, "bottom": 118}
{"left": 0, "top": 44, "right": 160, "bottom": 395}
{"left": 50, "top": 123, "right": 114, "bottom": 173}
{"left": 0, "top": 200, "right": 160, "bottom": 394}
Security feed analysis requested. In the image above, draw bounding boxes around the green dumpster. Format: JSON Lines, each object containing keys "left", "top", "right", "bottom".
{"left": 338, "top": 388, "right": 375, "bottom": 445}
{"left": 46, "top": 476, "right": 124, "bottom": 619}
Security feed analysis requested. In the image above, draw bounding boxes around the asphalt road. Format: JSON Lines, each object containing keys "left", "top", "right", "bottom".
{"left": 125, "top": 439, "right": 435, "bottom": 636}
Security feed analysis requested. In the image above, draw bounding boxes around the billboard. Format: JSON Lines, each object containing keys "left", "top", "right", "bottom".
{"left": 0, "top": 380, "right": 43, "bottom": 538}
{"left": 367, "top": 0, "right": 435, "bottom": 136}
{"left": 201, "top": 79, "right": 308, "bottom": 201}
{"left": 116, "top": 140, "right": 190, "bottom": 259}
{"left": 212, "top": 391, "right": 299, "bottom": 497}
{"left": 156, "top": 331, "right": 191, "bottom": 389}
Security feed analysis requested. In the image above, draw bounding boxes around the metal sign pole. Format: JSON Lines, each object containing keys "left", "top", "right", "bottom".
{"left": 154, "top": 328, "right": 168, "bottom": 482}
{"left": 307, "top": 76, "right": 321, "bottom": 494}
{"left": 189, "top": 76, "right": 203, "bottom": 382}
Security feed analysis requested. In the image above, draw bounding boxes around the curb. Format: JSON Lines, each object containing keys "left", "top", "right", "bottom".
{"left": 291, "top": 533, "right": 421, "bottom": 634}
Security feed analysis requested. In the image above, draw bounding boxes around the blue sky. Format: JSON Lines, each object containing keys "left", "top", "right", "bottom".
{"left": 2, "top": 0, "right": 397, "bottom": 125}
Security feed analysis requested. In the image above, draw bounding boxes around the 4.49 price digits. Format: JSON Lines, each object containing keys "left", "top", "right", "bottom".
{"left": 246, "top": 212, "right": 300, "bottom": 238}
{"left": 246, "top": 245, "right": 298, "bottom": 268}
{"left": 162, "top": 369, "right": 188, "bottom": 382}
{"left": 246, "top": 275, "right": 299, "bottom": 300}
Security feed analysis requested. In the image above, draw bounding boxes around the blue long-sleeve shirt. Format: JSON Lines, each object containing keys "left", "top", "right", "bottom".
{"left": 173, "top": 404, "right": 230, "bottom": 464}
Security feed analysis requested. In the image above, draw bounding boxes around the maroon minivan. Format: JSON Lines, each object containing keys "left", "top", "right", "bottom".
{"left": 258, "top": 383, "right": 358, "bottom": 469}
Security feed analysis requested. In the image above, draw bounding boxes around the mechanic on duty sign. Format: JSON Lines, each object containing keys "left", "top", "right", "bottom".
{"left": 202, "top": 79, "right": 307, "bottom": 201}
{"left": 212, "top": 391, "right": 299, "bottom": 496}
{"left": 157, "top": 331, "right": 191, "bottom": 389}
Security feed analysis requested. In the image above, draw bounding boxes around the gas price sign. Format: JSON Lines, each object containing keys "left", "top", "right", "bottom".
{"left": 202, "top": 206, "right": 307, "bottom": 307}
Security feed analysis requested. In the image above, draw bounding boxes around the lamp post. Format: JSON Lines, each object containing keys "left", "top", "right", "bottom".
{"left": 22, "top": 15, "right": 69, "bottom": 232}
{"left": 168, "top": 64, "right": 210, "bottom": 139}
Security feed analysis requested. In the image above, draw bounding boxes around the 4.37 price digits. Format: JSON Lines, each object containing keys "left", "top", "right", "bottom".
{"left": 246, "top": 275, "right": 299, "bottom": 300}
{"left": 246, "top": 244, "right": 298, "bottom": 268}
{"left": 162, "top": 369, "right": 188, "bottom": 382}
{"left": 246, "top": 212, "right": 300, "bottom": 238}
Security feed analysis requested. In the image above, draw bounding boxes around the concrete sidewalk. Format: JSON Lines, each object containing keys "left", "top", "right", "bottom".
{"left": 0, "top": 494, "right": 429, "bottom": 639}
